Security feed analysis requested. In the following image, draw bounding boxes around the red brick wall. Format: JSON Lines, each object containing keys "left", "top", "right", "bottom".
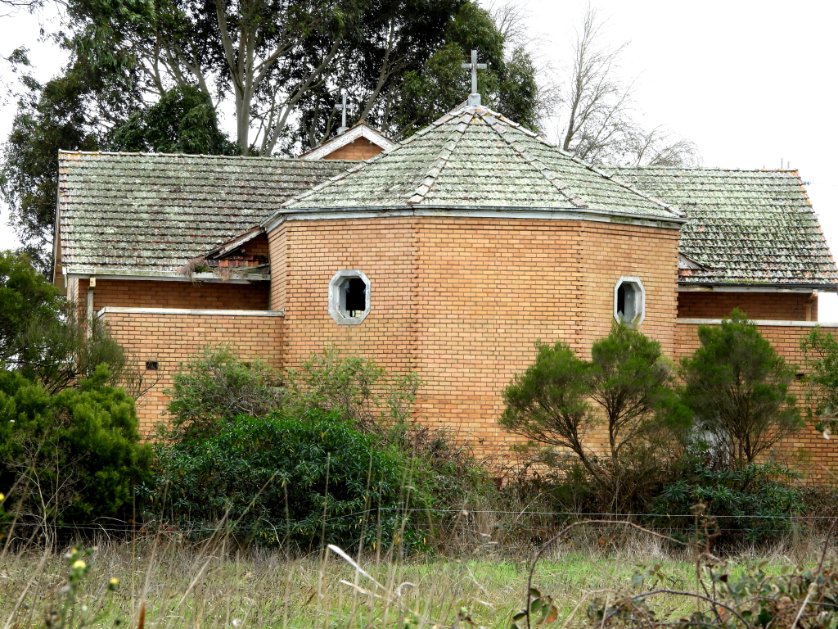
{"left": 269, "top": 216, "right": 680, "bottom": 456}
{"left": 675, "top": 321, "right": 837, "bottom": 483}
{"left": 101, "top": 310, "right": 282, "bottom": 435}
{"left": 78, "top": 278, "right": 270, "bottom": 311}
{"left": 678, "top": 291, "right": 817, "bottom": 321}
{"left": 324, "top": 137, "right": 383, "bottom": 161}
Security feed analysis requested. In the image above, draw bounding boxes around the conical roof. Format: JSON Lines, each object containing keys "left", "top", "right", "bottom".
{"left": 274, "top": 105, "right": 683, "bottom": 223}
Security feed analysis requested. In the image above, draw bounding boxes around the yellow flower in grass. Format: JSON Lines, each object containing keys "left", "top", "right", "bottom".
{"left": 108, "top": 577, "right": 119, "bottom": 590}
{"left": 0, "top": 492, "right": 5, "bottom": 503}
{"left": 72, "top": 559, "right": 87, "bottom": 571}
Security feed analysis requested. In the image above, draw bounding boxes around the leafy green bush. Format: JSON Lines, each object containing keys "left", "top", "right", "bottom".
{"left": 650, "top": 457, "right": 802, "bottom": 548}
{"left": 151, "top": 410, "right": 433, "bottom": 552}
{"left": 0, "top": 367, "right": 152, "bottom": 536}
{"left": 285, "top": 347, "right": 419, "bottom": 430}
{"left": 166, "top": 347, "right": 284, "bottom": 439}
{"left": 1, "top": 250, "right": 136, "bottom": 394}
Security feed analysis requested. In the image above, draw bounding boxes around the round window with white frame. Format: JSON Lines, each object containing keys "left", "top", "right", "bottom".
{"left": 329, "top": 270, "right": 371, "bottom": 325}
{"left": 614, "top": 277, "right": 645, "bottom": 327}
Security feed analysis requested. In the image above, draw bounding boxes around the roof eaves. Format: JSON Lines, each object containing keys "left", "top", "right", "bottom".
{"left": 269, "top": 202, "right": 687, "bottom": 228}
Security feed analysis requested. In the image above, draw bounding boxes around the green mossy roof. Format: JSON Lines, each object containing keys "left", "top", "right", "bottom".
{"left": 281, "top": 105, "right": 681, "bottom": 221}
{"left": 57, "top": 151, "right": 348, "bottom": 274}
{"left": 56, "top": 116, "right": 838, "bottom": 289}
{"left": 613, "top": 167, "right": 838, "bottom": 287}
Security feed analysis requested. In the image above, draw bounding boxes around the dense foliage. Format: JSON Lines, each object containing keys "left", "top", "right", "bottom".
{"left": 681, "top": 310, "right": 801, "bottom": 468}
{"left": 0, "top": 251, "right": 136, "bottom": 393}
{"left": 157, "top": 347, "right": 496, "bottom": 551}
{"left": 0, "top": 366, "right": 152, "bottom": 534}
{"left": 151, "top": 410, "right": 432, "bottom": 552}
{"left": 166, "top": 347, "right": 284, "bottom": 440}
{"left": 501, "top": 324, "right": 688, "bottom": 512}
{"left": 650, "top": 458, "right": 803, "bottom": 547}
{"left": 111, "top": 85, "right": 237, "bottom": 155}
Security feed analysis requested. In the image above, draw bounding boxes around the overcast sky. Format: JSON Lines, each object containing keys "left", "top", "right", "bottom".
{"left": 1, "top": 0, "right": 837, "bottom": 317}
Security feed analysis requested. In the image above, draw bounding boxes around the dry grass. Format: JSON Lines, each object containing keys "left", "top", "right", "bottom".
{"left": 0, "top": 531, "right": 823, "bottom": 629}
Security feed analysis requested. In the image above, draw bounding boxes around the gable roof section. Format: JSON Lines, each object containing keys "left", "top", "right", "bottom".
{"left": 300, "top": 123, "right": 396, "bottom": 160}
{"left": 56, "top": 151, "right": 350, "bottom": 277}
{"left": 271, "top": 105, "right": 683, "bottom": 226}
{"left": 613, "top": 167, "right": 838, "bottom": 288}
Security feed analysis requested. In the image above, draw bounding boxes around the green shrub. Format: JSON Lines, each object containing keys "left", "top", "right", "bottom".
{"left": 649, "top": 457, "right": 802, "bottom": 548}
{"left": 285, "top": 347, "right": 419, "bottom": 430}
{"left": 166, "top": 347, "right": 284, "bottom": 439}
{"left": 1, "top": 250, "right": 139, "bottom": 394}
{"left": 681, "top": 310, "right": 801, "bottom": 469}
{"left": 151, "top": 410, "right": 433, "bottom": 552}
{"left": 501, "top": 325, "right": 689, "bottom": 513}
{"left": 0, "top": 366, "right": 152, "bottom": 536}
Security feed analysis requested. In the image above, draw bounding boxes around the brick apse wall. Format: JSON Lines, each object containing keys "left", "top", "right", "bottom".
{"left": 268, "top": 215, "right": 680, "bottom": 457}
{"left": 100, "top": 309, "right": 282, "bottom": 435}
{"left": 675, "top": 321, "right": 837, "bottom": 483}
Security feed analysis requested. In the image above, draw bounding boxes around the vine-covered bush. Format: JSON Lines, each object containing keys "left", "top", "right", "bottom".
{"left": 151, "top": 409, "right": 433, "bottom": 552}
{"left": 0, "top": 366, "right": 152, "bottom": 534}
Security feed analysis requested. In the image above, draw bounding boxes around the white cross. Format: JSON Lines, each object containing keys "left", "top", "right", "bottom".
{"left": 461, "top": 49, "right": 487, "bottom": 105}
{"left": 335, "top": 89, "right": 348, "bottom": 134}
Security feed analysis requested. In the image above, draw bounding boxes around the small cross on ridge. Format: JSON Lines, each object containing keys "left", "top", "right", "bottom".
{"left": 461, "top": 49, "right": 487, "bottom": 106}
{"left": 335, "top": 89, "right": 348, "bottom": 135}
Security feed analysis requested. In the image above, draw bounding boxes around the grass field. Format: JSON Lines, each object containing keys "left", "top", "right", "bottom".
{"left": 1, "top": 534, "right": 823, "bottom": 628}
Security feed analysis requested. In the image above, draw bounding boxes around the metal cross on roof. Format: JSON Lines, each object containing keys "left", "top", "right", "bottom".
{"left": 335, "top": 89, "right": 348, "bottom": 134}
{"left": 461, "top": 49, "right": 487, "bottom": 106}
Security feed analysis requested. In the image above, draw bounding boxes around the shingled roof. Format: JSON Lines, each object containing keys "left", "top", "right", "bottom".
{"left": 613, "top": 167, "right": 838, "bottom": 288}
{"left": 272, "top": 105, "right": 683, "bottom": 223}
{"left": 56, "top": 151, "right": 349, "bottom": 276}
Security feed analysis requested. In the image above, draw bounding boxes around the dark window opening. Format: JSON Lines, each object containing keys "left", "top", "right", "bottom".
{"left": 344, "top": 277, "right": 367, "bottom": 317}
{"left": 615, "top": 279, "right": 643, "bottom": 326}
{"left": 617, "top": 284, "right": 627, "bottom": 318}
{"left": 145, "top": 360, "right": 159, "bottom": 371}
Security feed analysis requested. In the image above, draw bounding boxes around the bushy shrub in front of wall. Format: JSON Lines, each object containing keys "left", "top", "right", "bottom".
{"left": 649, "top": 456, "right": 803, "bottom": 548}
{"left": 150, "top": 409, "right": 434, "bottom": 552}
{"left": 0, "top": 366, "right": 152, "bottom": 538}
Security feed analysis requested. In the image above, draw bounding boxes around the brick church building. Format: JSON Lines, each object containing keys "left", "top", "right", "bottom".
{"left": 54, "top": 98, "right": 838, "bottom": 478}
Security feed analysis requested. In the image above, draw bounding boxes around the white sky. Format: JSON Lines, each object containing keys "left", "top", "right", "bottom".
{"left": 1, "top": 0, "right": 837, "bottom": 318}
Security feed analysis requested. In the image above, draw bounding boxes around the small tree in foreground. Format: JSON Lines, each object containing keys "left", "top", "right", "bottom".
{"left": 501, "top": 324, "right": 687, "bottom": 511}
{"left": 681, "top": 310, "right": 801, "bottom": 469}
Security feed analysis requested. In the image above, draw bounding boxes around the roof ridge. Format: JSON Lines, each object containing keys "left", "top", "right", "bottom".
{"left": 406, "top": 111, "right": 473, "bottom": 205}
{"left": 270, "top": 108, "right": 469, "bottom": 217}
{"left": 57, "top": 149, "right": 356, "bottom": 163}
{"left": 612, "top": 165, "right": 801, "bottom": 174}
{"left": 481, "top": 113, "right": 585, "bottom": 208}
{"left": 479, "top": 110, "right": 682, "bottom": 218}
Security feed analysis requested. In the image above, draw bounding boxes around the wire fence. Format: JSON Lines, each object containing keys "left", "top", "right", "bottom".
{"left": 3, "top": 507, "right": 835, "bottom": 536}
